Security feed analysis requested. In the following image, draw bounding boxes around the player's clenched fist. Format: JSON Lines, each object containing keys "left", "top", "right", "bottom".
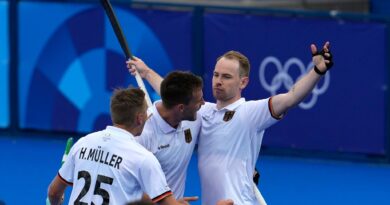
{"left": 126, "top": 57, "right": 151, "bottom": 78}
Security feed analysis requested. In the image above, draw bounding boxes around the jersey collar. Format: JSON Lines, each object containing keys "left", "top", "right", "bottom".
{"left": 105, "top": 126, "right": 136, "bottom": 141}
{"left": 215, "top": 98, "right": 246, "bottom": 111}
{"left": 153, "top": 100, "right": 183, "bottom": 134}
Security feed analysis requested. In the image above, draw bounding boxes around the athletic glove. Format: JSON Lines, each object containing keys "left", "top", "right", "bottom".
{"left": 312, "top": 48, "right": 334, "bottom": 75}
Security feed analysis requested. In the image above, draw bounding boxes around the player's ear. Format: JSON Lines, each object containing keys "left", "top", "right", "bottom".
{"left": 176, "top": 104, "right": 185, "bottom": 113}
{"left": 240, "top": 76, "right": 249, "bottom": 90}
{"left": 136, "top": 112, "right": 145, "bottom": 126}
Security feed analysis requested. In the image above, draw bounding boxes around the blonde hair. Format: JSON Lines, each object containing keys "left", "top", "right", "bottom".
{"left": 217, "top": 50, "right": 250, "bottom": 77}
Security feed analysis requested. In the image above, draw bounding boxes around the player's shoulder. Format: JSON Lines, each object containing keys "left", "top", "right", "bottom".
{"left": 240, "top": 98, "right": 270, "bottom": 109}
{"left": 139, "top": 118, "right": 157, "bottom": 141}
{"left": 73, "top": 130, "right": 104, "bottom": 147}
{"left": 130, "top": 141, "right": 158, "bottom": 162}
{"left": 139, "top": 147, "right": 161, "bottom": 166}
{"left": 128, "top": 134, "right": 152, "bottom": 150}
{"left": 144, "top": 104, "right": 165, "bottom": 130}
{"left": 144, "top": 112, "right": 158, "bottom": 129}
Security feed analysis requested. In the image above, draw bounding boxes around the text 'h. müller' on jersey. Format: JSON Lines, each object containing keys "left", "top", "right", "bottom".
{"left": 78, "top": 147, "right": 123, "bottom": 169}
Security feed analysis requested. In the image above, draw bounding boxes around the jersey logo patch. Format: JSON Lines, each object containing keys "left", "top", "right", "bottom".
{"left": 158, "top": 144, "right": 170, "bottom": 150}
{"left": 184, "top": 129, "right": 192, "bottom": 143}
{"left": 223, "top": 111, "right": 235, "bottom": 122}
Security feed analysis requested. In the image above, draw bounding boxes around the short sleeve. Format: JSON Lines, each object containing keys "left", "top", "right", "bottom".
{"left": 58, "top": 142, "right": 78, "bottom": 185}
{"left": 138, "top": 153, "right": 172, "bottom": 203}
{"left": 245, "top": 98, "right": 279, "bottom": 131}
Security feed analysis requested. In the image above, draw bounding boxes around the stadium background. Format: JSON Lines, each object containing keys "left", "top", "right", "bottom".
{"left": 0, "top": 0, "right": 390, "bottom": 204}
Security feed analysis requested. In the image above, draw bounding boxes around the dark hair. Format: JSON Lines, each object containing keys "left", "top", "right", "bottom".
{"left": 110, "top": 88, "right": 146, "bottom": 126}
{"left": 160, "top": 71, "right": 203, "bottom": 109}
{"left": 217, "top": 50, "right": 250, "bottom": 77}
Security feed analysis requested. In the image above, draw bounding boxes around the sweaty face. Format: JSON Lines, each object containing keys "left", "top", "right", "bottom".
{"left": 182, "top": 88, "right": 205, "bottom": 121}
{"left": 212, "top": 58, "right": 244, "bottom": 105}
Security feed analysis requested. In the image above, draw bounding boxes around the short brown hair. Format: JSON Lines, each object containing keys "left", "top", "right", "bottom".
{"left": 110, "top": 88, "right": 146, "bottom": 126}
{"left": 217, "top": 50, "right": 250, "bottom": 77}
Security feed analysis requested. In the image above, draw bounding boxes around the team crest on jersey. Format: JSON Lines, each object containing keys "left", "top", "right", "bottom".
{"left": 223, "top": 111, "right": 235, "bottom": 122}
{"left": 184, "top": 129, "right": 192, "bottom": 143}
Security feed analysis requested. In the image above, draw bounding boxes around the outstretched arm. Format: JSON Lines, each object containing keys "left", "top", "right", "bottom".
{"left": 271, "top": 41, "right": 334, "bottom": 117}
{"left": 126, "top": 57, "right": 163, "bottom": 95}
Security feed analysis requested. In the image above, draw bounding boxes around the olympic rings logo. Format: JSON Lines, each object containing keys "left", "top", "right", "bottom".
{"left": 258, "top": 56, "right": 330, "bottom": 109}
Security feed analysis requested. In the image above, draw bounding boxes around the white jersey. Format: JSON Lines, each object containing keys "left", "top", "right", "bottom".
{"left": 58, "top": 126, "right": 172, "bottom": 205}
{"left": 136, "top": 101, "right": 201, "bottom": 199}
{"left": 198, "top": 98, "right": 278, "bottom": 205}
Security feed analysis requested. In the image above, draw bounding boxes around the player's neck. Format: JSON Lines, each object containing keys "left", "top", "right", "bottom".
{"left": 156, "top": 103, "right": 181, "bottom": 129}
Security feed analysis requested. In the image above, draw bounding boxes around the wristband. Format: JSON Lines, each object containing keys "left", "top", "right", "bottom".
{"left": 314, "top": 65, "right": 326, "bottom": 75}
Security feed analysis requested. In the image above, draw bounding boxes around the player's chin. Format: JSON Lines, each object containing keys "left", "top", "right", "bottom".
{"left": 185, "top": 112, "right": 197, "bottom": 121}
{"left": 212, "top": 91, "right": 219, "bottom": 97}
{"left": 186, "top": 115, "right": 197, "bottom": 121}
{"left": 213, "top": 92, "right": 226, "bottom": 101}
